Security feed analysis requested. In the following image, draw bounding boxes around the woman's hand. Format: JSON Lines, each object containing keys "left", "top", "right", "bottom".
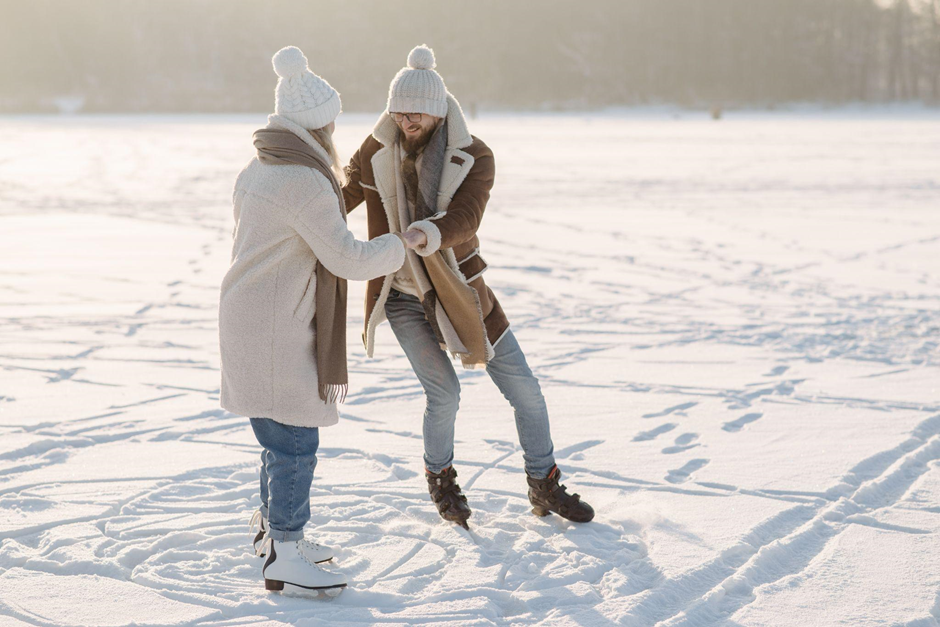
{"left": 401, "top": 229, "right": 428, "bottom": 250}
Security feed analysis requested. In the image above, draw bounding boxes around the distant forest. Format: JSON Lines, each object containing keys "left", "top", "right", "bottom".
{"left": 2, "top": 0, "right": 940, "bottom": 113}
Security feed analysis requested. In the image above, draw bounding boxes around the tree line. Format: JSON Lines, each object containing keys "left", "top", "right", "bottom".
{"left": 1, "top": 0, "right": 938, "bottom": 113}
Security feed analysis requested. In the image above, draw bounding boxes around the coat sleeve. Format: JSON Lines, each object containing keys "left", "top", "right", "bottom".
{"left": 289, "top": 182, "right": 405, "bottom": 281}
{"left": 341, "top": 146, "right": 365, "bottom": 214}
{"left": 407, "top": 145, "right": 495, "bottom": 256}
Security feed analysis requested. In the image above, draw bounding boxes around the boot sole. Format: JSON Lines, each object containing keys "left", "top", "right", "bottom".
{"left": 265, "top": 579, "right": 346, "bottom": 597}
{"left": 531, "top": 505, "right": 594, "bottom": 523}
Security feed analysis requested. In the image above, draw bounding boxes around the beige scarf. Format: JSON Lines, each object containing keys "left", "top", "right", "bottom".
{"left": 253, "top": 127, "right": 348, "bottom": 404}
{"left": 394, "top": 131, "right": 491, "bottom": 367}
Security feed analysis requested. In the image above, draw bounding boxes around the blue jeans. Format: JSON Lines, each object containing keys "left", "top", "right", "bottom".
{"left": 384, "top": 289, "right": 556, "bottom": 478}
{"left": 250, "top": 417, "right": 319, "bottom": 542}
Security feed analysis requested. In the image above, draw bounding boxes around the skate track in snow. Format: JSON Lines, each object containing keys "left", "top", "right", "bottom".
{"left": 0, "top": 111, "right": 938, "bottom": 626}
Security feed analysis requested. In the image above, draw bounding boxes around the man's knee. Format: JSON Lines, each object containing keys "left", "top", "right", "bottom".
{"left": 425, "top": 381, "right": 461, "bottom": 415}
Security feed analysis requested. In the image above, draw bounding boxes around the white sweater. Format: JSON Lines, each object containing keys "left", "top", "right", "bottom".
{"left": 219, "top": 117, "right": 405, "bottom": 427}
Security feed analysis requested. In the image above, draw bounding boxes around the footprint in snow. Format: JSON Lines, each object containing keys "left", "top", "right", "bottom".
{"left": 763, "top": 365, "right": 790, "bottom": 377}
{"left": 633, "top": 423, "right": 676, "bottom": 442}
{"left": 642, "top": 402, "right": 698, "bottom": 419}
{"left": 722, "top": 413, "right": 763, "bottom": 433}
{"left": 661, "top": 433, "right": 700, "bottom": 454}
{"left": 665, "top": 459, "right": 709, "bottom": 484}
{"left": 554, "top": 439, "right": 604, "bottom": 459}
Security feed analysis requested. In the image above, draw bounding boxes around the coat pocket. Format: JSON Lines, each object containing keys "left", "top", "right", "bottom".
{"left": 293, "top": 270, "right": 317, "bottom": 321}
{"left": 457, "top": 249, "right": 488, "bottom": 283}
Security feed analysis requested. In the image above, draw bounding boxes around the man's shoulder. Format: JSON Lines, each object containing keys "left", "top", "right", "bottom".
{"left": 464, "top": 137, "right": 494, "bottom": 181}
{"left": 465, "top": 136, "right": 493, "bottom": 161}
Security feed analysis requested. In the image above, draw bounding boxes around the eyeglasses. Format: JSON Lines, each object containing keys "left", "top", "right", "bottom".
{"left": 392, "top": 112, "right": 424, "bottom": 123}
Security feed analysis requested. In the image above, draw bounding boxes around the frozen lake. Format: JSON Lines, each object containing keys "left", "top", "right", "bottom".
{"left": 0, "top": 111, "right": 938, "bottom": 626}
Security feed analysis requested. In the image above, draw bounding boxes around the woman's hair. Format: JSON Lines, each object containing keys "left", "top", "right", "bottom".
{"left": 309, "top": 126, "right": 347, "bottom": 186}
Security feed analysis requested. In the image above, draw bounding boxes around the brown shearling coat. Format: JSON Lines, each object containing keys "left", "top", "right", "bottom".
{"left": 342, "top": 95, "right": 509, "bottom": 365}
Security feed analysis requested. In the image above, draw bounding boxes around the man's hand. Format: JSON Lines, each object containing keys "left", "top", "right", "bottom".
{"left": 401, "top": 229, "right": 428, "bottom": 250}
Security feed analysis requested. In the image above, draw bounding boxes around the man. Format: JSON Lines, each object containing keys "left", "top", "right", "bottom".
{"left": 343, "top": 45, "right": 594, "bottom": 529}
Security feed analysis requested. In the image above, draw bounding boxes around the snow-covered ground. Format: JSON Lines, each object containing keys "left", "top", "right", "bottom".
{"left": 0, "top": 111, "right": 938, "bottom": 626}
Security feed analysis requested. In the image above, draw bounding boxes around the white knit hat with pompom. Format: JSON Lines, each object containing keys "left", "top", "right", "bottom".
{"left": 387, "top": 45, "right": 448, "bottom": 118}
{"left": 272, "top": 46, "right": 342, "bottom": 130}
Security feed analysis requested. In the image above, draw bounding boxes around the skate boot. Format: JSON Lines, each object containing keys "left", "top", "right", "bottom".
{"left": 426, "top": 466, "right": 472, "bottom": 529}
{"left": 250, "top": 509, "right": 334, "bottom": 563}
{"left": 259, "top": 537, "right": 346, "bottom": 597}
{"left": 527, "top": 465, "right": 594, "bottom": 523}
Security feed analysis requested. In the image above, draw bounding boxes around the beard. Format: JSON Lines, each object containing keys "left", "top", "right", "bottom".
{"left": 400, "top": 124, "right": 436, "bottom": 154}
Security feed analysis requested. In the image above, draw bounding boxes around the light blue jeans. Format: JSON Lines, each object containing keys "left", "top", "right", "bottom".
{"left": 250, "top": 417, "right": 319, "bottom": 542}
{"left": 385, "top": 289, "right": 556, "bottom": 478}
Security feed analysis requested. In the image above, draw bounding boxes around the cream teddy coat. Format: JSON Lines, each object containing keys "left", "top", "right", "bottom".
{"left": 219, "top": 114, "right": 406, "bottom": 427}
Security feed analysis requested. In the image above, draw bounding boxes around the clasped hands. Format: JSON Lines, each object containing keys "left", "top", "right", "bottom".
{"left": 400, "top": 229, "right": 428, "bottom": 250}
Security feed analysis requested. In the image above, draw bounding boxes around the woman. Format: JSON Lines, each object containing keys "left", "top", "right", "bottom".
{"left": 219, "top": 46, "right": 422, "bottom": 596}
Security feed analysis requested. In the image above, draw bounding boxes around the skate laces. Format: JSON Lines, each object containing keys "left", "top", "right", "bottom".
{"left": 259, "top": 536, "right": 327, "bottom": 566}
{"left": 252, "top": 512, "right": 327, "bottom": 561}
{"left": 295, "top": 539, "right": 323, "bottom": 568}
{"left": 249, "top": 509, "right": 263, "bottom": 534}
{"left": 256, "top": 535, "right": 272, "bottom": 557}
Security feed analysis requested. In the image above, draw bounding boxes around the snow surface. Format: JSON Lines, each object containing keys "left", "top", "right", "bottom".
{"left": 0, "top": 111, "right": 938, "bottom": 626}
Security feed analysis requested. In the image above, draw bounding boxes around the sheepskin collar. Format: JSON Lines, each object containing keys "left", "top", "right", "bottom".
{"left": 372, "top": 93, "right": 472, "bottom": 151}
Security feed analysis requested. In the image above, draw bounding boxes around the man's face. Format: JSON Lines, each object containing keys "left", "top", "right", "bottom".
{"left": 393, "top": 112, "right": 441, "bottom": 152}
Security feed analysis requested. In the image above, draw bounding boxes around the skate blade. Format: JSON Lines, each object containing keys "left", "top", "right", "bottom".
{"left": 442, "top": 517, "right": 470, "bottom": 530}
{"left": 282, "top": 584, "right": 344, "bottom": 599}
{"left": 269, "top": 582, "right": 346, "bottom": 599}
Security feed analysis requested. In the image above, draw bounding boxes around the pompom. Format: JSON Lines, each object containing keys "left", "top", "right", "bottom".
{"left": 407, "top": 45, "right": 436, "bottom": 70}
{"left": 272, "top": 46, "right": 309, "bottom": 79}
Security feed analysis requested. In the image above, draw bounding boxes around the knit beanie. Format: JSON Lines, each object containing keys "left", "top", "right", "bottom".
{"left": 272, "top": 46, "right": 342, "bottom": 130}
{"left": 387, "top": 45, "right": 448, "bottom": 118}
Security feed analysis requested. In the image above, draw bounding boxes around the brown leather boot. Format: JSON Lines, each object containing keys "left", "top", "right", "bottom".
{"left": 527, "top": 465, "right": 595, "bottom": 523}
{"left": 426, "top": 466, "right": 472, "bottom": 529}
